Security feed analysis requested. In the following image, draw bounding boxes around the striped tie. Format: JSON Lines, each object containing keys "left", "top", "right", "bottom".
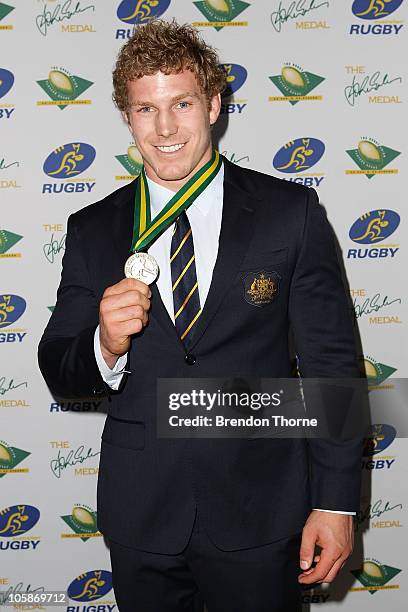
{"left": 170, "top": 211, "right": 201, "bottom": 347}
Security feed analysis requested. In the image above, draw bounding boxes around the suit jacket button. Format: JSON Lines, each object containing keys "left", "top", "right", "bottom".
{"left": 185, "top": 354, "right": 196, "bottom": 365}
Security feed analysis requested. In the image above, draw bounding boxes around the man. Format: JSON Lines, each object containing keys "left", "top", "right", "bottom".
{"left": 38, "top": 20, "right": 362, "bottom": 612}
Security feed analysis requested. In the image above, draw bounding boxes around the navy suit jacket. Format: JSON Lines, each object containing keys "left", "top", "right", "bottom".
{"left": 38, "top": 157, "right": 362, "bottom": 553}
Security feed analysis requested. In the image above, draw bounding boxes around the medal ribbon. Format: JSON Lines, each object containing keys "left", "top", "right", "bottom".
{"left": 131, "top": 150, "right": 222, "bottom": 253}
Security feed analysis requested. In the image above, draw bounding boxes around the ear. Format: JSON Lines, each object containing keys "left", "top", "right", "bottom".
{"left": 209, "top": 92, "right": 221, "bottom": 126}
{"left": 121, "top": 110, "right": 131, "bottom": 130}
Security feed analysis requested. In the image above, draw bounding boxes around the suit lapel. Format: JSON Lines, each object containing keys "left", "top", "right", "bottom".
{"left": 187, "top": 159, "right": 258, "bottom": 351}
{"left": 112, "top": 180, "right": 135, "bottom": 264}
{"left": 111, "top": 159, "right": 259, "bottom": 351}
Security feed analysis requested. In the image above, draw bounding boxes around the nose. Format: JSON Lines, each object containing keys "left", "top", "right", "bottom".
{"left": 155, "top": 109, "right": 178, "bottom": 139}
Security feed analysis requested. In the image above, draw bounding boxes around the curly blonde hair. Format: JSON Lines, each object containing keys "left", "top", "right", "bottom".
{"left": 112, "top": 19, "right": 226, "bottom": 111}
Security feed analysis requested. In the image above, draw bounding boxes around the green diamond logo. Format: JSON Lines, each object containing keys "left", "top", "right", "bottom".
{"left": 0, "top": 2, "right": 14, "bottom": 21}
{"left": 61, "top": 504, "right": 99, "bottom": 542}
{"left": 0, "top": 229, "right": 22, "bottom": 254}
{"left": 193, "top": 0, "right": 250, "bottom": 31}
{"left": 115, "top": 145, "right": 143, "bottom": 177}
{"left": 351, "top": 559, "right": 401, "bottom": 594}
{"left": 37, "top": 68, "right": 93, "bottom": 110}
{"left": 346, "top": 139, "right": 400, "bottom": 179}
{"left": 362, "top": 356, "right": 397, "bottom": 387}
{"left": 269, "top": 65, "right": 325, "bottom": 106}
{"left": 0, "top": 441, "right": 30, "bottom": 477}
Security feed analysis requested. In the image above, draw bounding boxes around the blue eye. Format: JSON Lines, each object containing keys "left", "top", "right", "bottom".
{"left": 138, "top": 106, "right": 152, "bottom": 113}
{"left": 177, "top": 101, "right": 190, "bottom": 109}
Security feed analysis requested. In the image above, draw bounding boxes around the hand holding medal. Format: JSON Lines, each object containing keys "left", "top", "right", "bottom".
{"left": 99, "top": 277, "right": 151, "bottom": 368}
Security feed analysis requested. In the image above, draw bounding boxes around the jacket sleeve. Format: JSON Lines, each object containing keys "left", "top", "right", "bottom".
{"left": 288, "top": 187, "right": 364, "bottom": 512}
{"left": 38, "top": 213, "right": 113, "bottom": 399}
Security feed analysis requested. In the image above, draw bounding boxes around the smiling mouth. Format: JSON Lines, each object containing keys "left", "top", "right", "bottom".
{"left": 155, "top": 143, "right": 186, "bottom": 153}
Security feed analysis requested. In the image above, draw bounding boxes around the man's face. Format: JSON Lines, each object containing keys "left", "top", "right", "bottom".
{"left": 123, "top": 70, "right": 221, "bottom": 191}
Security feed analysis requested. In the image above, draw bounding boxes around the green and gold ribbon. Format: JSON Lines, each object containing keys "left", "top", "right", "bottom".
{"left": 131, "top": 149, "right": 222, "bottom": 253}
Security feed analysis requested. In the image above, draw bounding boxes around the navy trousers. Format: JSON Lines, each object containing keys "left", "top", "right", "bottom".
{"left": 108, "top": 509, "right": 302, "bottom": 612}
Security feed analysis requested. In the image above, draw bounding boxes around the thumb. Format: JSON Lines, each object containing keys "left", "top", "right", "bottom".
{"left": 299, "top": 526, "right": 317, "bottom": 570}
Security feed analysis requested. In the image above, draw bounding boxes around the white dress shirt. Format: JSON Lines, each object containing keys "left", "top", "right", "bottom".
{"left": 93, "top": 163, "right": 354, "bottom": 516}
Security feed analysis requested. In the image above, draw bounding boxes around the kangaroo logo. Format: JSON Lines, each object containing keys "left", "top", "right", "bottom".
{"left": 43, "top": 142, "right": 96, "bottom": 179}
{"left": 67, "top": 570, "right": 113, "bottom": 602}
{"left": 349, "top": 209, "right": 400, "bottom": 244}
{"left": 273, "top": 137, "right": 325, "bottom": 174}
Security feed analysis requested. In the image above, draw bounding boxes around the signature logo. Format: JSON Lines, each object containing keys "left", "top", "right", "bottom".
{"left": 37, "top": 68, "right": 93, "bottom": 110}
{"left": 67, "top": 570, "right": 113, "bottom": 602}
{"left": 35, "top": 1, "right": 95, "bottom": 36}
{"left": 0, "top": 505, "right": 40, "bottom": 537}
{"left": 220, "top": 63, "right": 247, "bottom": 97}
{"left": 43, "top": 233, "right": 66, "bottom": 263}
{"left": 352, "top": 0, "right": 404, "bottom": 20}
{"left": 353, "top": 292, "right": 401, "bottom": 320}
{"left": 0, "top": 68, "right": 14, "bottom": 99}
{"left": 43, "top": 142, "right": 96, "bottom": 179}
{"left": 349, "top": 209, "right": 400, "bottom": 244}
{"left": 221, "top": 151, "right": 249, "bottom": 165}
{"left": 271, "top": 0, "right": 329, "bottom": 32}
{"left": 0, "top": 440, "right": 30, "bottom": 478}
{"left": 363, "top": 424, "right": 396, "bottom": 456}
{"left": 0, "top": 295, "right": 26, "bottom": 328}
{"left": 357, "top": 498, "right": 403, "bottom": 530}
{"left": 344, "top": 71, "right": 402, "bottom": 107}
{"left": 273, "top": 137, "right": 325, "bottom": 173}
{"left": 351, "top": 558, "right": 401, "bottom": 594}
{"left": 269, "top": 63, "right": 325, "bottom": 105}
{"left": 193, "top": 0, "right": 250, "bottom": 31}
{"left": 61, "top": 504, "right": 100, "bottom": 542}
{"left": 0, "top": 157, "right": 19, "bottom": 171}
{"left": 346, "top": 139, "right": 400, "bottom": 178}
{"left": 117, "top": 0, "right": 171, "bottom": 24}
{"left": 0, "top": 376, "right": 28, "bottom": 396}
{"left": 50, "top": 445, "right": 100, "bottom": 479}
{"left": 0, "top": 583, "right": 45, "bottom": 606}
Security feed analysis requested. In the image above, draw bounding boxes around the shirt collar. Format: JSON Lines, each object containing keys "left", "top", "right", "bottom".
{"left": 145, "top": 161, "right": 224, "bottom": 219}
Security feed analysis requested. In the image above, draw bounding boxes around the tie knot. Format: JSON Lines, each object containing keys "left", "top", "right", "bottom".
{"left": 174, "top": 211, "right": 190, "bottom": 232}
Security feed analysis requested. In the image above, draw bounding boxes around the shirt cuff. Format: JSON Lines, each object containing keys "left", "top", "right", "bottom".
{"left": 313, "top": 509, "right": 356, "bottom": 516}
{"left": 94, "top": 325, "right": 128, "bottom": 390}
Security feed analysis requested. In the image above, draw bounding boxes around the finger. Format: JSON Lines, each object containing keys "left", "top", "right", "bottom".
{"left": 316, "top": 556, "right": 346, "bottom": 584}
{"left": 118, "top": 319, "right": 144, "bottom": 337}
{"left": 299, "top": 527, "right": 317, "bottom": 571}
{"left": 107, "top": 305, "right": 148, "bottom": 324}
{"left": 298, "top": 548, "right": 341, "bottom": 584}
{"left": 102, "top": 291, "right": 151, "bottom": 312}
{"left": 104, "top": 278, "right": 151, "bottom": 298}
{"left": 299, "top": 555, "right": 321, "bottom": 576}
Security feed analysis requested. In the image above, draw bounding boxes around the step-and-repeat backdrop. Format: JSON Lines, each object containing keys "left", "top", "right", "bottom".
{"left": 1, "top": 1, "right": 407, "bottom": 610}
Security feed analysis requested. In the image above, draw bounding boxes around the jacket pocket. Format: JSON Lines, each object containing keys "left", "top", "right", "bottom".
{"left": 101, "top": 415, "right": 145, "bottom": 451}
{"left": 239, "top": 247, "right": 288, "bottom": 271}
